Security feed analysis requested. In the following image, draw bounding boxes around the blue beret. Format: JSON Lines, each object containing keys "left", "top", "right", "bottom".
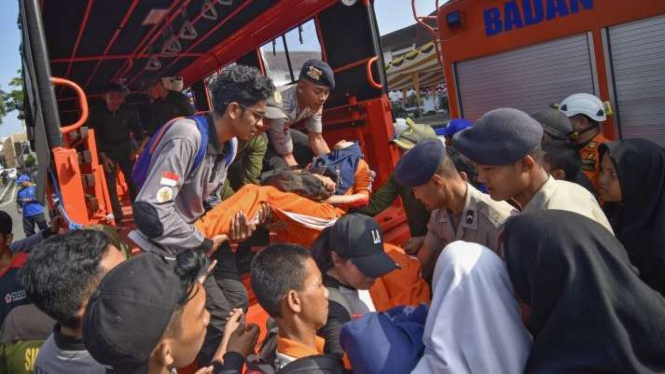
{"left": 299, "top": 59, "right": 335, "bottom": 90}
{"left": 453, "top": 108, "right": 543, "bottom": 165}
{"left": 437, "top": 118, "right": 473, "bottom": 137}
{"left": 394, "top": 139, "right": 445, "bottom": 188}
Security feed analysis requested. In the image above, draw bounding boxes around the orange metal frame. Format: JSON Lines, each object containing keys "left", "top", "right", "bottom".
{"left": 51, "top": 77, "right": 113, "bottom": 226}
{"left": 438, "top": 0, "right": 665, "bottom": 139}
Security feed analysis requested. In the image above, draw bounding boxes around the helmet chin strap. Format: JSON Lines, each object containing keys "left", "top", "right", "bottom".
{"left": 570, "top": 124, "right": 599, "bottom": 143}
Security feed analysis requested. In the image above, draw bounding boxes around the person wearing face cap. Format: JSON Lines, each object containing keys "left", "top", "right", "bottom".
{"left": 393, "top": 138, "right": 516, "bottom": 279}
{"left": 83, "top": 252, "right": 261, "bottom": 374}
{"left": 453, "top": 108, "right": 613, "bottom": 234}
{"left": 311, "top": 214, "right": 430, "bottom": 357}
{"left": 264, "top": 59, "right": 335, "bottom": 170}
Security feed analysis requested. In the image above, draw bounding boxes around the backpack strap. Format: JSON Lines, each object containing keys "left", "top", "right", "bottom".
{"left": 187, "top": 115, "right": 210, "bottom": 177}
{"left": 326, "top": 287, "right": 354, "bottom": 319}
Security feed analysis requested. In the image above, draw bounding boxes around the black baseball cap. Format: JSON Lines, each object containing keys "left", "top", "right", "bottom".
{"left": 329, "top": 214, "right": 399, "bottom": 279}
{"left": 83, "top": 253, "right": 181, "bottom": 374}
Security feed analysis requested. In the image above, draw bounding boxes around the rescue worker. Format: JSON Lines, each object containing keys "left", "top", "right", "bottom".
{"left": 264, "top": 59, "right": 335, "bottom": 170}
{"left": 145, "top": 76, "right": 195, "bottom": 136}
{"left": 559, "top": 93, "right": 610, "bottom": 190}
{"left": 131, "top": 65, "right": 280, "bottom": 366}
{"left": 15, "top": 175, "right": 48, "bottom": 237}
{"left": 355, "top": 121, "right": 437, "bottom": 241}
{"left": 87, "top": 83, "right": 146, "bottom": 227}
{"left": 394, "top": 139, "right": 516, "bottom": 279}
{"left": 453, "top": 108, "right": 613, "bottom": 234}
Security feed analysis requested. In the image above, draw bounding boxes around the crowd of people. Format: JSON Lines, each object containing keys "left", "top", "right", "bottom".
{"left": 1, "top": 59, "right": 665, "bottom": 374}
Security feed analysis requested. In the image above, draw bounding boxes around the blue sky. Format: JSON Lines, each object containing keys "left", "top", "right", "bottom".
{"left": 0, "top": 0, "right": 440, "bottom": 137}
{"left": 0, "top": 0, "right": 24, "bottom": 137}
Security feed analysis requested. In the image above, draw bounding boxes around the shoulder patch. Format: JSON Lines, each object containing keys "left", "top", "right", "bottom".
{"left": 586, "top": 141, "right": 598, "bottom": 149}
{"left": 581, "top": 158, "right": 596, "bottom": 172}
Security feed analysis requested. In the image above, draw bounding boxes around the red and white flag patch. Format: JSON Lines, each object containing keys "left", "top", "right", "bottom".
{"left": 160, "top": 171, "right": 180, "bottom": 187}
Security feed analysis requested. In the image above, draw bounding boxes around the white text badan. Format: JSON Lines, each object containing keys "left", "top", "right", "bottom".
{"left": 483, "top": 0, "right": 594, "bottom": 36}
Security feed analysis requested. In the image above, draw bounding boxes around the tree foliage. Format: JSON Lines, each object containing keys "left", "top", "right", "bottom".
{"left": 0, "top": 69, "right": 24, "bottom": 124}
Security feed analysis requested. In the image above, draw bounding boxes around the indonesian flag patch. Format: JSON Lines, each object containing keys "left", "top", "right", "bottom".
{"left": 160, "top": 171, "right": 180, "bottom": 187}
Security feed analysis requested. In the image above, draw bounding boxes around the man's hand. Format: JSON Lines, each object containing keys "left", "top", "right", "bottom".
{"left": 313, "top": 174, "right": 336, "bottom": 193}
{"left": 226, "top": 323, "right": 260, "bottom": 358}
{"left": 49, "top": 215, "right": 62, "bottom": 234}
{"left": 99, "top": 153, "right": 114, "bottom": 173}
{"left": 257, "top": 203, "right": 287, "bottom": 232}
{"left": 404, "top": 236, "right": 426, "bottom": 255}
{"left": 228, "top": 211, "right": 257, "bottom": 242}
{"left": 211, "top": 235, "right": 229, "bottom": 253}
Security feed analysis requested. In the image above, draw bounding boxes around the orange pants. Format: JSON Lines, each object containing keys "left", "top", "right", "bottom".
{"left": 195, "top": 184, "right": 344, "bottom": 247}
{"left": 369, "top": 243, "right": 431, "bottom": 311}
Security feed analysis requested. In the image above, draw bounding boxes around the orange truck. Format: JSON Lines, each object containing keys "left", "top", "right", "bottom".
{"left": 18, "top": 0, "right": 418, "bottom": 361}
{"left": 437, "top": 0, "right": 665, "bottom": 146}
{"left": 19, "top": 0, "right": 412, "bottom": 240}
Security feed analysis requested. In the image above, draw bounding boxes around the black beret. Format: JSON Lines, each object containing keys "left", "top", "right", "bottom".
{"left": 299, "top": 59, "right": 335, "bottom": 90}
{"left": 453, "top": 108, "right": 543, "bottom": 165}
{"left": 394, "top": 139, "right": 445, "bottom": 188}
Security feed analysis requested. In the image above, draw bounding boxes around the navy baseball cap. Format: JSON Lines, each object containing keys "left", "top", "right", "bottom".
{"left": 299, "top": 60, "right": 335, "bottom": 90}
{"left": 83, "top": 253, "right": 182, "bottom": 374}
{"left": 438, "top": 119, "right": 473, "bottom": 137}
{"left": 329, "top": 214, "right": 399, "bottom": 279}
{"left": 16, "top": 175, "right": 31, "bottom": 184}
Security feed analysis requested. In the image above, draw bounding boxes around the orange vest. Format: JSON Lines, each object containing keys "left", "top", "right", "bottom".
{"left": 579, "top": 133, "right": 610, "bottom": 191}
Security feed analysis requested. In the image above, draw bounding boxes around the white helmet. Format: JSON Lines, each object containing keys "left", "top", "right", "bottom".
{"left": 559, "top": 93, "right": 607, "bottom": 122}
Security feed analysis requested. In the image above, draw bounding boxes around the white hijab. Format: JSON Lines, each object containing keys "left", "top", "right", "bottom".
{"left": 411, "top": 241, "right": 532, "bottom": 374}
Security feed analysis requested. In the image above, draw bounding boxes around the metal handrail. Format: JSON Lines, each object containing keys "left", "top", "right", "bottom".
{"left": 51, "top": 77, "right": 89, "bottom": 134}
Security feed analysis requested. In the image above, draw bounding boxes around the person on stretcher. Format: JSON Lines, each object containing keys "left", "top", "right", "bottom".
{"left": 195, "top": 140, "right": 373, "bottom": 247}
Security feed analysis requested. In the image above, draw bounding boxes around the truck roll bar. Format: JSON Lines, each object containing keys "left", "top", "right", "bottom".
{"left": 51, "top": 77, "right": 89, "bottom": 134}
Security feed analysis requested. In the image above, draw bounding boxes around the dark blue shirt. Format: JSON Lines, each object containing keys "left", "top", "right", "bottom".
{"left": 16, "top": 185, "right": 45, "bottom": 217}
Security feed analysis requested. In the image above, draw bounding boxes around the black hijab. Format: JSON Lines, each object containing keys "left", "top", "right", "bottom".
{"left": 599, "top": 139, "right": 665, "bottom": 296}
{"left": 504, "top": 211, "right": 665, "bottom": 374}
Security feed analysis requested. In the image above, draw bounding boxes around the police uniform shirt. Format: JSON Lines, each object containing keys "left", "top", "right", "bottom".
{"left": 133, "top": 115, "right": 237, "bottom": 253}
{"left": 268, "top": 84, "right": 323, "bottom": 155}
{"left": 522, "top": 176, "right": 614, "bottom": 234}
{"left": 424, "top": 183, "right": 516, "bottom": 254}
{"left": 87, "top": 105, "right": 144, "bottom": 158}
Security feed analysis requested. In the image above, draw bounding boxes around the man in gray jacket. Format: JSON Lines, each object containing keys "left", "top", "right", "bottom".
{"left": 133, "top": 65, "right": 280, "bottom": 254}
{"left": 132, "top": 64, "right": 284, "bottom": 366}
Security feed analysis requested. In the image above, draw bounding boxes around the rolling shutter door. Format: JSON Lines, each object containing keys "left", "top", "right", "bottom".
{"left": 608, "top": 14, "right": 665, "bottom": 146}
{"left": 455, "top": 34, "right": 595, "bottom": 121}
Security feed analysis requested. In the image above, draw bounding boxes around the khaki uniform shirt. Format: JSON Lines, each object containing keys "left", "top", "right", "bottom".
{"left": 523, "top": 176, "right": 614, "bottom": 234}
{"left": 424, "top": 183, "right": 517, "bottom": 254}
{"left": 268, "top": 85, "right": 323, "bottom": 155}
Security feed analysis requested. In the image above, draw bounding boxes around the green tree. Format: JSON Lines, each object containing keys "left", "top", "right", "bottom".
{"left": 0, "top": 69, "right": 24, "bottom": 124}
{"left": 24, "top": 153, "right": 36, "bottom": 168}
